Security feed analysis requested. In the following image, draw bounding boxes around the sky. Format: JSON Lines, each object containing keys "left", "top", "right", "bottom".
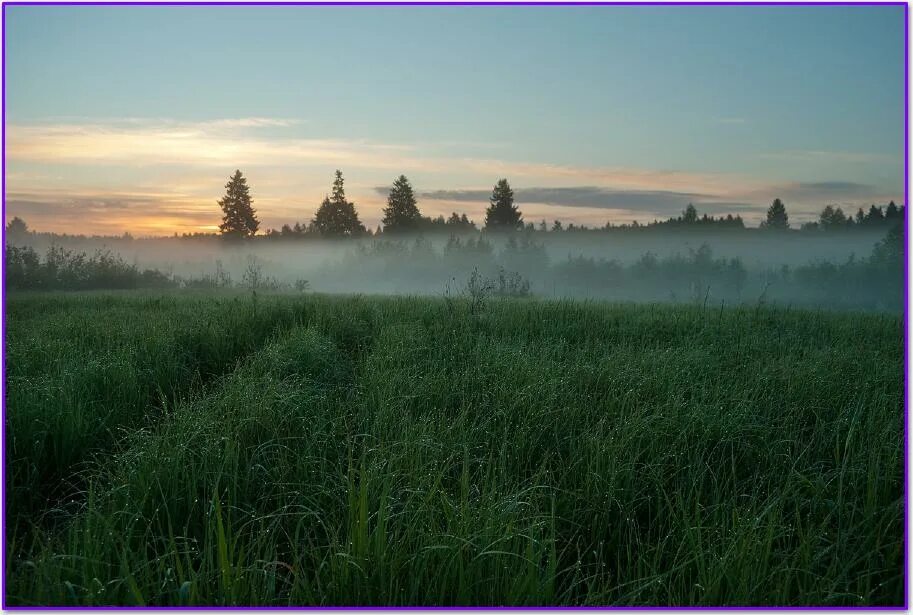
{"left": 4, "top": 4, "right": 906, "bottom": 236}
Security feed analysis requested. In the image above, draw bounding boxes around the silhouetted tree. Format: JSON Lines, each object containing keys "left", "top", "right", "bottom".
{"left": 444, "top": 212, "right": 476, "bottom": 231}
{"left": 418, "top": 214, "right": 447, "bottom": 231}
{"left": 219, "top": 170, "right": 260, "bottom": 238}
{"left": 311, "top": 170, "right": 366, "bottom": 237}
{"left": 218, "top": 170, "right": 259, "bottom": 238}
{"left": 762, "top": 198, "right": 789, "bottom": 230}
{"left": 885, "top": 200, "right": 901, "bottom": 221}
{"left": 819, "top": 205, "right": 847, "bottom": 230}
{"left": 856, "top": 207, "right": 866, "bottom": 225}
{"left": 381, "top": 175, "right": 422, "bottom": 233}
{"left": 484, "top": 179, "right": 523, "bottom": 230}
{"left": 866, "top": 204, "right": 885, "bottom": 224}
{"left": 5, "top": 217, "right": 30, "bottom": 245}
{"left": 683, "top": 204, "right": 698, "bottom": 224}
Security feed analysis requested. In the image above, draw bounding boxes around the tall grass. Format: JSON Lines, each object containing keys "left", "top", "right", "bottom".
{"left": 5, "top": 292, "right": 903, "bottom": 606}
{"left": 6, "top": 293, "right": 315, "bottom": 529}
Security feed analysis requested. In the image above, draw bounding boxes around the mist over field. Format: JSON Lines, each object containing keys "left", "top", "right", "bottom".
{"left": 5, "top": 223, "right": 902, "bottom": 311}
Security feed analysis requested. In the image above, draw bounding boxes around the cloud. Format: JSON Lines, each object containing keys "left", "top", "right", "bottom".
{"left": 199, "top": 117, "right": 302, "bottom": 129}
{"left": 420, "top": 187, "right": 711, "bottom": 213}
{"left": 754, "top": 181, "right": 879, "bottom": 202}
{"left": 5, "top": 195, "right": 216, "bottom": 236}
{"left": 408, "top": 182, "right": 896, "bottom": 222}
{"left": 760, "top": 150, "right": 895, "bottom": 164}
{"left": 7, "top": 118, "right": 764, "bottom": 196}
{"left": 4, "top": 186, "right": 220, "bottom": 234}
{"left": 6, "top": 119, "right": 422, "bottom": 171}
{"left": 379, "top": 186, "right": 761, "bottom": 219}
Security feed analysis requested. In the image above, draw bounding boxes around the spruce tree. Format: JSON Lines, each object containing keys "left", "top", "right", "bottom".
{"left": 484, "top": 178, "right": 523, "bottom": 230}
{"left": 819, "top": 205, "right": 846, "bottom": 230}
{"left": 867, "top": 204, "right": 885, "bottom": 224}
{"left": 381, "top": 175, "right": 422, "bottom": 233}
{"left": 218, "top": 170, "right": 259, "bottom": 238}
{"left": 311, "top": 170, "right": 366, "bottom": 237}
{"left": 683, "top": 203, "right": 698, "bottom": 224}
{"left": 762, "top": 198, "right": 789, "bottom": 230}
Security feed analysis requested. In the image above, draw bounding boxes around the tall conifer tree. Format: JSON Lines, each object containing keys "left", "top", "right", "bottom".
{"left": 218, "top": 170, "right": 259, "bottom": 238}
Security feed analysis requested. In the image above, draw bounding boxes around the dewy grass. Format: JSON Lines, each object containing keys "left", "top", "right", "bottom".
{"left": 5, "top": 293, "right": 314, "bottom": 528}
{"left": 4, "top": 291, "right": 904, "bottom": 606}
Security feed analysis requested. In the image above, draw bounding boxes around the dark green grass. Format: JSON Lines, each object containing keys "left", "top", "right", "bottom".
{"left": 6, "top": 292, "right": 317, "bottom": 527}
{"left": 4, "top": 292, "right": 904, "bottom": 606}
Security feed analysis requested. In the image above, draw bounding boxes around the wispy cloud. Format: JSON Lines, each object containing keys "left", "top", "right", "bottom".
{"left": 418, "top": 187, "right": 708, "bottom": 211}
{"left": 6, "top": 118, "right": 418, "bottom": 170}
{"left": 760, "top": 150, "right": 895, "bottom": 164}
{"left": 199, "top": 117, "right": 302, "bottom": 129}
{"left": 412, "top": 186, "right": 758, "bottom": 217}
{"left": 5, "top": 189, "right": 218, "bottom": 235}
{"left": 746, "top": 180, "right": 883, "bottom": 203}
{"left": 7, "top": 118, "right": 757, "bottom": 195}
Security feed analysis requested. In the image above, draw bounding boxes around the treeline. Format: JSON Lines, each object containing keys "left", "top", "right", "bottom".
{"left": 799, "top": 202, "right": 904, "bottom": 231}
{"left": 246, "top": 171, "right": 904, "bottom": 238}
{"left": 5, "top": 168, "right": 902, "bottom": 243}
{"left": 249, "top": 171, "right": 903, "bottom": 237}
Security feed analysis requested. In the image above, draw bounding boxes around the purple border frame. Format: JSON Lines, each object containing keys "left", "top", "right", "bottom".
{"left": 0, "top": 1, "right": 907, "bottom": 610}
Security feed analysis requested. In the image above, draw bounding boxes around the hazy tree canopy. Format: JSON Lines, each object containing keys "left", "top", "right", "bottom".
{"left": 871, "top": 224, "right": 903, "bottom": 266}
{"left": 484, "top": 178, "right": 523, "bottom": 230}
{"left": 885, "top": 200, "right": 901, "bottom": 220}
{"left": 382, "top": 175, "right": 422, "bottom": 233}
{"left": 763, "top": 198, "right": 789, "bottom": 230}
{"left": 6, "top": 216, "right": 28, "bottom": 235}
{"left": 311, "top": 170, "right": 366, "bottom": 237}
{"left": 218, "top": 170, "right": 259, "bottom": 238}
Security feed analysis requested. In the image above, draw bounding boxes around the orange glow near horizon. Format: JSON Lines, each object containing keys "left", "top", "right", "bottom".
{"left": 5, "top": 119, "right": 903, "bottom": 236}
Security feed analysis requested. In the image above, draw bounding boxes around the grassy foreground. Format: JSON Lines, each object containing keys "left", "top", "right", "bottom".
{"left": 4, "top": 291, "right": 904, "bottom": 606}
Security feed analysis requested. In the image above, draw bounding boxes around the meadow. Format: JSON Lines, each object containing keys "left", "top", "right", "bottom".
{"left": 4, "top": 290, "right": 904, "bottom": 606}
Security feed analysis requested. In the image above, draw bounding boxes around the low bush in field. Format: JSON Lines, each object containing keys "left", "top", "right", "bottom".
{"left": 5, "top": 245, "right": 175, "bottom": 291}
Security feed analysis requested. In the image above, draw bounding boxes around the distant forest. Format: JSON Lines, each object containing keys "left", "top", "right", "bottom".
{"left": 4, "top": 169, "right": 905, "bottom": 242}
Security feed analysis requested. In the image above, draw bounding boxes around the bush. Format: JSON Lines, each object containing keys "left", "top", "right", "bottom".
{"left": 4, "top": 245, "right": 178, "bottom": 291}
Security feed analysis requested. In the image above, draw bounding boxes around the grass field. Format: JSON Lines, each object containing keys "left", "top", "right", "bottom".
{"left": 4, "top": 291, "right": 904, "bottom": 606}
